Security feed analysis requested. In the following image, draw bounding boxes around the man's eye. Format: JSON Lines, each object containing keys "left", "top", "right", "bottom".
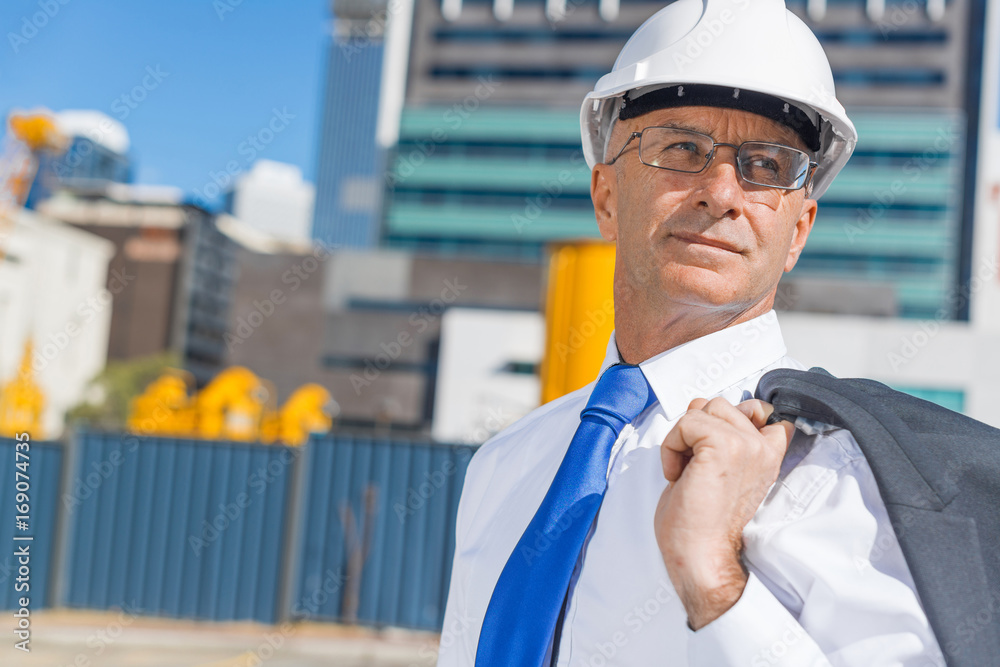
{"left": 747, "top": 156, "right": 781, "bottom": 174}
{"left": 664, "top": 141, "right": 700, "bottom": 153}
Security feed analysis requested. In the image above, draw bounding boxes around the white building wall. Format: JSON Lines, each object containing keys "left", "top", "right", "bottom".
{"left": 432, "top": 308, "right": 544, "bottom": 444}
{"left": 971, "top": 0, "right": 1000, "bottom": 333}
{"left": 0, "top": 210, "right": 114, "bottom": 437}
{"left": 779, "top": 312, "right": 1000, "bottom": 429}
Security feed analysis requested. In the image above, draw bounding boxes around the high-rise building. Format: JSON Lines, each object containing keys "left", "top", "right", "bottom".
{"left": 383, "top": 0, "right": 988, "bottom": 321}
{"left": 310, "top": 0, "right": 390, "bottom": 248}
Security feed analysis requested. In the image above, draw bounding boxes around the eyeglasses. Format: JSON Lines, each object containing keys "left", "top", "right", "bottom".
{"left": 606, "top": 126, "right": 817, "bottom": 191}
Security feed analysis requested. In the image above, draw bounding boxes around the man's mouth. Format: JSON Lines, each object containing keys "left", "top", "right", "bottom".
{"left": 670, "top": 232, "right": 741, "bottom": 253}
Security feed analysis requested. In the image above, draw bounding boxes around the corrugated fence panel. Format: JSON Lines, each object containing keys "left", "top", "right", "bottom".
{"left": 294, "top": 434, "right": 476, "bottom": 631}
{"left": 0, "top": 437, "right": 63, "bottom": 609}
{"left": 65, "top": 433, "right": 295, "bottom": 623}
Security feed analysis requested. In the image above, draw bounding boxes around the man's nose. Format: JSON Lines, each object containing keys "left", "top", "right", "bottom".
{"left": 694, "top": 145, "right": 744, "bottom": 219}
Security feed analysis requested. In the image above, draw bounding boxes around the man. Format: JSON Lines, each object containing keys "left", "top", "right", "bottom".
{"left": 437, "top": 1, "right": 945, "bottom": 665}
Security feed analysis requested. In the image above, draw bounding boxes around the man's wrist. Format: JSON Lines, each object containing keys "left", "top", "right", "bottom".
{"left": 663, "top": 549, "right": 749, "bottom": 630}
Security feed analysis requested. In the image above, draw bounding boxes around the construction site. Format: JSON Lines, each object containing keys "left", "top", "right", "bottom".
{"left": 3, "top": 0, "right": 1000, "bottom": 664}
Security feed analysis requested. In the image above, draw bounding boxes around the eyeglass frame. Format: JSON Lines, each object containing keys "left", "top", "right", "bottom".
{"left": 605, "top": 125, "right": 819, "bottom": 192}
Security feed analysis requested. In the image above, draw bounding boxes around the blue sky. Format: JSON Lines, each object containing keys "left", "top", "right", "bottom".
{"left": 1, "top": 0, "right": 329, "bottom": 208}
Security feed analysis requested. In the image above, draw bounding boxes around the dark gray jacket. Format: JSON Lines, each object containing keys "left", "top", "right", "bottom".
{"left": 757, "top": 367, "right": 1000, "bottom": 667}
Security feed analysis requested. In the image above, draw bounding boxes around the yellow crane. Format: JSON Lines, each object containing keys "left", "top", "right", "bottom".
{"left": 1, "top": 109, "right": 68, "bottom": 258}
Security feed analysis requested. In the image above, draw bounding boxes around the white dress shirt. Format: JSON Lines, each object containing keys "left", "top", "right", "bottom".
{"left": 437, "top": 311, "right": 945, "bottom": 666}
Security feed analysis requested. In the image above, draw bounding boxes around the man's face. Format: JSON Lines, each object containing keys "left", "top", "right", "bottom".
{"left": 590, "top": 105, "right": 818, "bottom": 316}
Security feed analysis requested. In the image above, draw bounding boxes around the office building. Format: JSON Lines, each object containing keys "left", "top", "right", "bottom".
{"left": 37, "top": 185, "right": 237, "bottom": 386}
{"left": 310, "top": 0, "right": 391, "bottom": 248}
{"left": 384, "top": 0, "right": 986, "bottom": 321}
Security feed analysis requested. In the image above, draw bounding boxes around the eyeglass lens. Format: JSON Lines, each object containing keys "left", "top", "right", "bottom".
{"left": 638, "top": 128, "right": 811, "bottom": 189}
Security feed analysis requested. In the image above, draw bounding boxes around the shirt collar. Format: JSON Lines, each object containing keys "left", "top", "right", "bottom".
{"left": 596, "top": 310, "right": 787, "bottom": 421}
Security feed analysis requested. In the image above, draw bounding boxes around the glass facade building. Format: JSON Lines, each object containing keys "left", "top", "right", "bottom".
{"left": 382, "top": 0, "right": 986, "bottom": 320}
{"left": 26, "top": 135, "right": 131, "bottom": 209}
{"left": 310, "top": 1, "right": 389, "bottom": 248}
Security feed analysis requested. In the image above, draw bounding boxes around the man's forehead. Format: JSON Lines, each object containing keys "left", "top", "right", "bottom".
{"left": 622, "top": 106, "right": 809, "bottom": 151}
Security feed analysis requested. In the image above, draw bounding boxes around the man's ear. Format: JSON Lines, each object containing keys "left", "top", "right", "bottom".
{"left": 591, "top": 163, "right": 618, "bottom": 242}
{"left": 784, "top": 196, "right": 817, "bottom": 273}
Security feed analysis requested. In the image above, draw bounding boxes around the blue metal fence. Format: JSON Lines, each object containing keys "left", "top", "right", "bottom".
{"left": 0, "top": 437, "right": 63, "bottom": 610}
{"left": 64, "top": 433, "right": 296, "bottom": 623}
{"left": 0, "top": 431, "right": 477, "bottom": 630}
{"left": 293, "top": 434, "right": 476, "bottom": 630}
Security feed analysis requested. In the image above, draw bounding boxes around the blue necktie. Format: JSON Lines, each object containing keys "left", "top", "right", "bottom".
{"left": 476, "top": 362, "right": 657, "bottom": 666}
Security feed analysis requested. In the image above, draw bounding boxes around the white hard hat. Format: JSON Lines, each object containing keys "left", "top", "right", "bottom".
{"left": 580, "top": 0, "right": 857, "bottom": 199}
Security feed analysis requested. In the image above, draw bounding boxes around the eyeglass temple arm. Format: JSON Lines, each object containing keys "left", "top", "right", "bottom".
{"left": 605, "top": 131, "right": 643, "bottom": 165}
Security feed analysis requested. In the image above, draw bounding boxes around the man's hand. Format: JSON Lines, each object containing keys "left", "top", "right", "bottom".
{"left": 653, "top": 398, "right": 795, "bottom": 630}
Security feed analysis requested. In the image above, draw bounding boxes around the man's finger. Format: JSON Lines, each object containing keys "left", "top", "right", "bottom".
{"left": 686, "top": 397, "right": 710, "bottom": 412}
{"left": 734, "top": 399, "right": 774, "bottom": 429}
{"left": 661, "top": 409, "right": 739, "bottom": 456}
{"left": 699, "top": 396, "right": 760, "bottom": 437}
{"left": 760, "top": 420, "right": 796, "bottom": 449}
{"left": 661, "top": 446, "right": 690, "bottom": 483}
{"left": 736, "top": 399, "right": 796, "bottom": 445}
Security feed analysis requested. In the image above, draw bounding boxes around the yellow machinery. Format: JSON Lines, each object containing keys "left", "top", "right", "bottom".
{"left": 261, "top": 383, "right": 337, "bottom": 447}
{"left": 127, "top": 366, "right": 335, "bottom": 445}
{"left": 540, "top": 240, "right": 617, "bottom": 404}
{"left": 126, "top": 368, "right": 197, "bottom": 437}
{"left": 196, "top": 367, "right": 276, "bottom": 441}
{"left": 0, "top": 341, "right": 45, "bottom": 438}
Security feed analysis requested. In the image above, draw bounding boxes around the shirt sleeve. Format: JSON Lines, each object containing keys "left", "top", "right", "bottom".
{"left": 686, "top": 427, "right": 945, "bottom": 667}
{"left": 436, "top": 537, "right": 474, "bottom": 667}
{"left": 436, "top": 446, "right": 491, "bottom": 667}
{"left": 686, "top": 571, "right": 832, "bottom": 666}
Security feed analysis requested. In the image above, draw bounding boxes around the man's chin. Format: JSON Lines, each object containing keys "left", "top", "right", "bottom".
{"left": 656, "top": 266, "right": 744, "bottom": 305}
{"left": 661, "top": 264, "right": 746, "bottom": 303}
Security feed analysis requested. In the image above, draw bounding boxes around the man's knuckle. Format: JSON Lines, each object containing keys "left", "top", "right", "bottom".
{"left": 707, "top": 396, "right": 729, "bottom": 411}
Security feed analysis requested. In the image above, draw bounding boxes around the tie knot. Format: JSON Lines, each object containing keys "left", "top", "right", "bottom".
{"left": 581, "top": 363, "right": 657, "bottom": 431}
